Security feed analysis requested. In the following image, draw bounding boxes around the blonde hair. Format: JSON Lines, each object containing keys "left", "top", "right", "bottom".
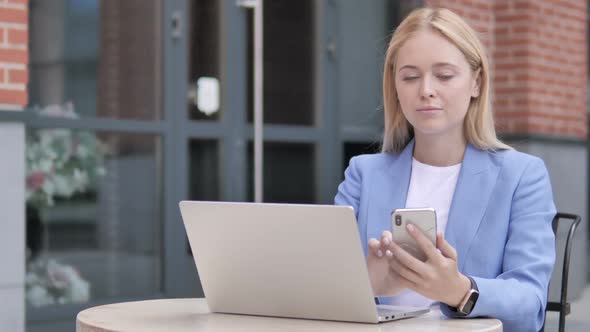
{"left": 382, "top": 7, "right": 511, "bottom": 153}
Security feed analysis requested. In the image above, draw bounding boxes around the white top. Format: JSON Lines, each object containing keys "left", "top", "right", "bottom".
{"left": 390, "top": 157, "right": 462, "bottom": 308}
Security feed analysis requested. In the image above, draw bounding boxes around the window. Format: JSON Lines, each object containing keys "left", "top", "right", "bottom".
{"left": 25, "top": 1, "right": 166, "bottom": 330}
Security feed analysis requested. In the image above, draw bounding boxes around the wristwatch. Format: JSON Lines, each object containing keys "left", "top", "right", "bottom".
{"left": 455, "top": 276, "right": 479, "bottom": 316}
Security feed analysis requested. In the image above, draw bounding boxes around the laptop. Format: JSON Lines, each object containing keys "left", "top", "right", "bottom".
{"left": 179, "top": 201, "right": 430, "bottom": 323}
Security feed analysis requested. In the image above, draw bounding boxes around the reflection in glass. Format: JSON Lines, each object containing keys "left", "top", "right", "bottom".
{"left": 187, "top": 0, "right": 220, "bottom": 121}
{"left": 247, "top": 142, "right": 315, "bottom": 203}
{"left": 28, "top": 0, "right": 162, "bottom": 120}
{"left": 187, "top": 140, "right": 219, "bottom": 255}
{"left": 188, "top": 140, "right": 219, "bottom": 201}
{"left": 247, "top": 0, "right": 315, "bottom": 126}
{"left": 25, "top": 128, "right": 163, "bottom": 307}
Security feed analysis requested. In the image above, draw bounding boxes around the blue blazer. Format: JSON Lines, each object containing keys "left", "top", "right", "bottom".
{"left": 335, "top": 140, "right": 556, "bottom": 332}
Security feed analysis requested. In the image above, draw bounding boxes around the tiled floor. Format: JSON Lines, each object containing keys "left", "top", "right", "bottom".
{"left": 544, "top": 285, "right": 590, "bottom": 331}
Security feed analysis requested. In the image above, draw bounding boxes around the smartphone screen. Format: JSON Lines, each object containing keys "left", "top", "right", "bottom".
{"left": 391, "top": 208, "right": 437, "bottom": 261}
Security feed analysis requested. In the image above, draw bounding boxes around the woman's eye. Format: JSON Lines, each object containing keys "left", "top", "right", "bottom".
{"left": 402, "top": 76, "right": 419, "bottom": 81}
{"left": 437, "top": 75, "right": 454, "bottom": 81}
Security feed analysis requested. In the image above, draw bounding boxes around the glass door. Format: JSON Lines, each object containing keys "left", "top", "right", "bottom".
{"left": 168, "top": 0, "right": 326, "bottom": 296}
{"left": 167, "top": 0, "right": 419, "bottom": 299}
{"left": 163, "top": 0, "right": 246, "bottom": 297}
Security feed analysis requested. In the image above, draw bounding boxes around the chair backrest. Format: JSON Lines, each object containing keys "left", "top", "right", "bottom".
{"left": 541, "top": 212, "right": 581, "bottom": 332}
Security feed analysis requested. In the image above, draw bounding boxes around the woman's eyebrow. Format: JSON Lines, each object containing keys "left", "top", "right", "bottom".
{"left": 432, "top": 62, "right": 459, "bottom": 69}
{"left": 398, "top": 62, "right": 459, "bottom": 73}
{"left": 398, "top": 65, "right": 419, "bottom": 73}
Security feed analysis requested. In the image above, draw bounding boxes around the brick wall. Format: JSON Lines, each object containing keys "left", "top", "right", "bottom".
{"left": 0, "top": 0, "right": 27, "bottom": 108}
{"left": 426, "top": 0, "right": 495, "bottom": 50}
{"left": 426, "top": 0, "right": 588, "bottom": 139}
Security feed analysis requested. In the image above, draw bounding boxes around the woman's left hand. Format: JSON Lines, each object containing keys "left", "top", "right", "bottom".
{"left": 383, "top": 224, "right": 471, "bottom": 307}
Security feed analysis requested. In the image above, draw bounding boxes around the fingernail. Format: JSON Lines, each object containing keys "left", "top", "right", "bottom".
{"left": 383, "top": 237, "right": 390, "bottom": 245}
{"left": 385, "top": 250, "right": 393, "bottom": 257}
{"left": 377, "top": 250, "right": 383, "bottom": 257}
{"left": 407, "top": 224, "right": 415, "bottom": 232}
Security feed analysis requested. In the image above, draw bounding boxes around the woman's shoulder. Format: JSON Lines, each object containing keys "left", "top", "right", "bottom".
{"left": 488, "top": 147, "right": 548, "bottom": 174}
{"left": 348, "top": 152, "right": 401, "bottom": 169}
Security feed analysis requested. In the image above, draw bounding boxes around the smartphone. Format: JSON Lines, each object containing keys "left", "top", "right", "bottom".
{"left": 391, "top": 208, "right": 437, "bottom": 262}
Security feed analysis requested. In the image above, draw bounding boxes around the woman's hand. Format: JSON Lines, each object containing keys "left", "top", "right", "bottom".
{"left": 383, "top": 224, "right": 471, "bottom": 307}
{"left": 367, "top": 231, "right": 411, "bottom": 297}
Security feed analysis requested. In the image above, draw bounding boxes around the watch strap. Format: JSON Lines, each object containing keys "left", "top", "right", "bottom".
{"left": 449, "top": 276, "right": 479, "bottom": 316}
{"left": 457, "top": 276, "right": 479, "bottom": 315}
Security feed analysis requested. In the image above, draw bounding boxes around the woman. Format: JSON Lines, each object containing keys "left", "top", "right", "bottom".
{"left": 335, "top": 7, "right": 555, "bottom": 332}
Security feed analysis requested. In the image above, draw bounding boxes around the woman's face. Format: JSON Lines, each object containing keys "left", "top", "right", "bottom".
{"left": 394, "top": 30, "right": 480, "bottom": 139}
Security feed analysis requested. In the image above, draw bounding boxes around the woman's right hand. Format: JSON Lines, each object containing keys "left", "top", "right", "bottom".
{"left": 367, "top": 230, "right": 407, "bottom": 297}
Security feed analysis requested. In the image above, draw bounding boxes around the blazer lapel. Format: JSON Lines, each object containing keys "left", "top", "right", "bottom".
{"left": 445, "top": 144, "right": 502, "bottom": 271}
{"left": 366, "top": 140, "right": 414, "bottom": 242}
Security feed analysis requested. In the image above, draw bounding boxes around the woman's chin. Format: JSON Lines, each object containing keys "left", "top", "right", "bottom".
{"left": 413, "top": 126, "right": 448, "bottom": 136}
{"left": 414, "top": 127, "right": 465, "bottom": 140}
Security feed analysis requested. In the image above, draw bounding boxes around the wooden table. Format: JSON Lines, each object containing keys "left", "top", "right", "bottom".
{"left": 77, "top": 298, "right": 502, "bottom": 332}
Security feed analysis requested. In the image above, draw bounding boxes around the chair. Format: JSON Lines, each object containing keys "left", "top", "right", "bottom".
{"left": 541, "top": 212, "right": 582, "bottom": 332}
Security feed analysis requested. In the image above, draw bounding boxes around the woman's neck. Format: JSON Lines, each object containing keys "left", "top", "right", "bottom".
{"left": 413, "top": 132, "right": 467, "bottom": 167}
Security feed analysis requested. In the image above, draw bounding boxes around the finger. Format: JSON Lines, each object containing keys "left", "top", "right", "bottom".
{"left": 390, "top": 239, "right": 428, "bottom": 276}
{"left": 368, "top": 238, "right": 384, "bottom": 257}
{"left": 380, "top": 231, "right": 393, "bottom": 247}
{"left": 407, "top": 224, "right": 438, "bottom": 260}
{"left": 436, "top": 232, "right": 458, "bottom": 261}
{"left": 380, "top": 231, "right": 394, "bottom": 256}
{"left": 389, "top": 255, "right": 423, "bottom": 285}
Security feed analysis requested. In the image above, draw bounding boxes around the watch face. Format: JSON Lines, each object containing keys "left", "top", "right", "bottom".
{"left": 463, "top": 292, "right": 479, "bottom": 314}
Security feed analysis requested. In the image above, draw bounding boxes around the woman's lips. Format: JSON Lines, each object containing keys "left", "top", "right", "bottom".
{"left": 416, "top": 107, "right": 442, "bottom": 113}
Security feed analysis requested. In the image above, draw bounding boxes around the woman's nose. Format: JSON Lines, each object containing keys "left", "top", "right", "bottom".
{"left": 420, "top": 75, "right": 435, "bottom": 98}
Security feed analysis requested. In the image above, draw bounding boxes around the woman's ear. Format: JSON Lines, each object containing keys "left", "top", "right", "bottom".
{"left": 471, "top": 68, "right": 482, "bottom": 98}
